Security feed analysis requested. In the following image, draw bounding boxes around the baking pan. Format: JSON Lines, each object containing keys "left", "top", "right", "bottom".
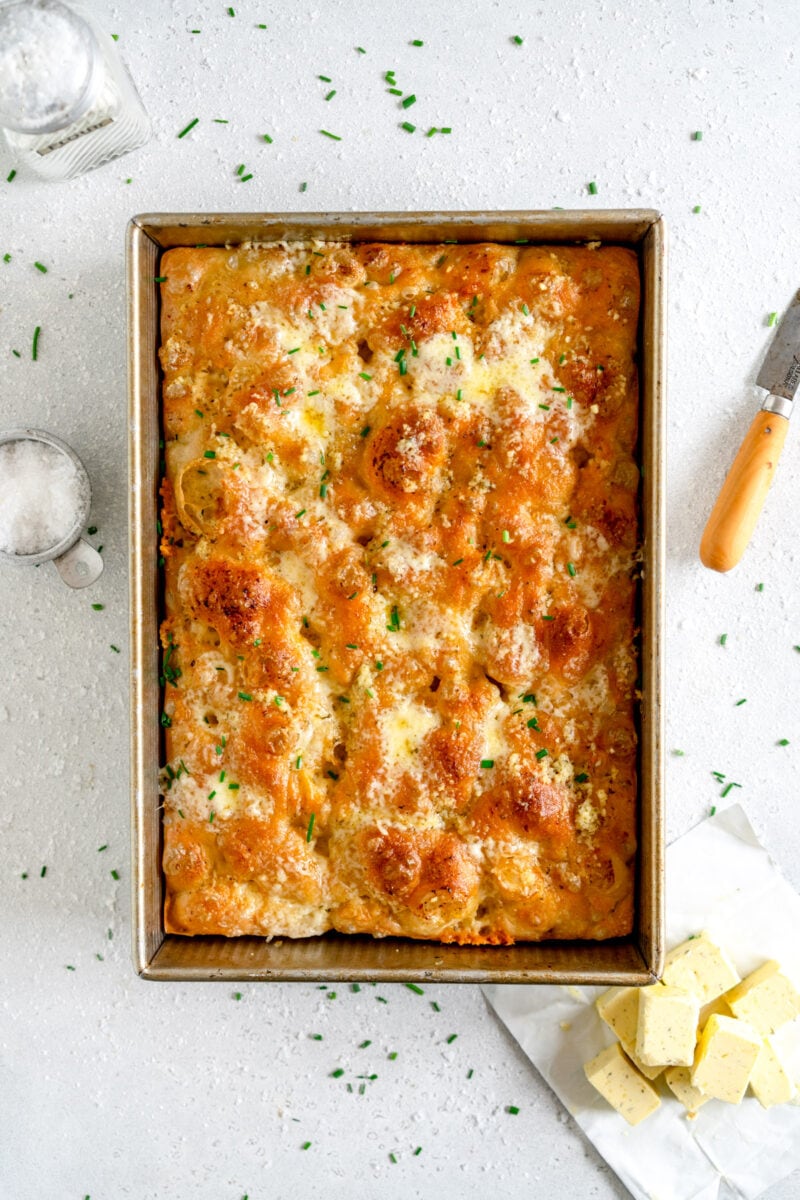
{"left": 128, "top": 210, "right": 666, "bottom": 984}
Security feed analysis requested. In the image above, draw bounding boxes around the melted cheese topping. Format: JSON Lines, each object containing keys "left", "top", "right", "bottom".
{"left": 158, "top": 240, "right": 640, "bottom": 943}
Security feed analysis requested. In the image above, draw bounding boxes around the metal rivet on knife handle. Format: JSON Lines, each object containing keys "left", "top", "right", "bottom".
{"left": 700, "top": 290, "right": 800, "bottom": 573}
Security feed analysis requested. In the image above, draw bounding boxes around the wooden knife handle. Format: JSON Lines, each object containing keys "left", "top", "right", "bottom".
{"left": 700, "top": 410, "right": 789, "bottom": 573}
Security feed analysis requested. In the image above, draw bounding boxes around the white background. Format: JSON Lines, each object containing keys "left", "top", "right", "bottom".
{"left": 2, "top": 2, "right": 800, "bottom": 1197}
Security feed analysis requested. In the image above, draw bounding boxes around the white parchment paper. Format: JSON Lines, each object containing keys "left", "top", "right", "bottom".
{"left": 483, "top": 805, "right": 800, "bottom": 1200}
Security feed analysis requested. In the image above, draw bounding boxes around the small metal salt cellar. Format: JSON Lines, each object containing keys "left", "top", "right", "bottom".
{"left": 0, "top": 428, "right": 103, "bottom": 588}
{"left": 0, "top": 0, "right": 150, "bottom": 180}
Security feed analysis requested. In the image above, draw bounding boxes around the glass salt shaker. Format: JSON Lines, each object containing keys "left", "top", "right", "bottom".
{"left": 0, "top": 0, "right": 151, "bottom": 180}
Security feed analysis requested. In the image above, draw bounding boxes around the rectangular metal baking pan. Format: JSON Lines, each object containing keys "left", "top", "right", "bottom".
{"left": 128, "top": 210, "right": 666, "bottom": 984}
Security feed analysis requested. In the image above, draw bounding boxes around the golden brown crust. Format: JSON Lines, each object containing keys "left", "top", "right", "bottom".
{"left": 158, "top": 240, "right": 640, "bottom": 943}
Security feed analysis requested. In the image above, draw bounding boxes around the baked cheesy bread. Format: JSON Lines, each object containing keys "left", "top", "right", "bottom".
{"left": 158, "top": 240, "right": 640, "bottom": 943}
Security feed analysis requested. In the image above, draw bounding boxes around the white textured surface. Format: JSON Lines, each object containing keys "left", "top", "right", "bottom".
{"left": 1, "top": 2, "right": 799, "bottom": 1197}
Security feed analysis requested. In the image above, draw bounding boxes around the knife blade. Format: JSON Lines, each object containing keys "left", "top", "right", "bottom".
{"left": 756, "top": 288, "right": 800, "bottom": 403}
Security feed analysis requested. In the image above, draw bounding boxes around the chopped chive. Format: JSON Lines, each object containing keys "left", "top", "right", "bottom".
{"left": 673, "top": 749, "right": 685, "bottom": 756}
{"left": 401, "top": 121, "right": 416, "bottom": 132}
{"left": 389, "top": 1153, "right": 398, "bottom": 1164}
{"left": 502, "top": 530, "right": 511, "bottom": 543}
{"left": 719, "top": 633, "right": 728, "bottom": 645}
{"left": 356, "top": 46, "right": 366, "bottom": 53}
{"left": 351, "top": 983, "right": 361, "bottom": 993}
{"left": 110, "top": 644, "right": 120, "bottom": 653}
{"left": 262, "top": 133, "right": 273, "bottom": 143}
{"left": 692, "top": 130, "right": 703, "bottom": 141}
{"left": 588, "top": 181, "right": 598, "bottom": 195}
{"left": 327, "top": 770, "right": 339, "bottom": 781}
{"left": 693, "top": 204, "right": 702, "bottom": 213}
{"left": 40, "top": 865, "right": 47, "bottom": 877}
{"left": 721, "top": 781, "right": 741, "bottom": 797}
{"left": 756, "top": 582, "right": 764, "bottom": 591}
{"left": 330, "top": 1068, "right": 345, "bottom": 1078}
{"left": 110, "top": 869, "right": 120, "bottom": 881}
{"left": 32, "top": 325, "right": 41, "bottom": 360}
{"left": 767, "top": 313, "right": 777, "bottom": 327}
{"left": 227, "top": 5, "right": 234, "bottom": 13}
{"left": 359, "top": 371, "right": 373, "bottom": 380}
{"left": 467, "top": 1068, "right": 473, "bottom": 1079}
{"left": 446, "top": 1033, "right": 458, "bottom": 1044}
{"left": 567, "top": 561, "right": 577, "bottom": 577}
{"left": 324, "top": 89, "right": 336, "bottom": 100}
{"left": 213, "top": 118, "right": 229, "bottom": 124}
{"left": 177, "top": 117, "right": 199, "bottom": 138}
{"left": 778, "top": 738, "right": 790, "bottom": 746}
{"left": 388, "top": 1051, "right": 398, "bottom": 1060}
{"left": 7, "top": 169, "right": 16, "bottom": 182}
{"left": 33, "top": 261, "right": 48, "bottom": 273}
{"left": 412, "top": 38, "right": 424, "bottom": 45}
{"left": 506, "top": 1105, "right": 520, "bottom": 1115}
{"left": 401, "top": 94, "right": 417, "bottom": 108}
{"left": 440, "top": 126, "right": 451, "bottom": 133}
{"left": 735, "top": 698, "right": 747, "bottom": 706}
{"left": 526, "top": 717, "right": 539, "bottom": 730}
{"left": 301, "top": 1141, "right": 311, "bottom": 1150}
{"left": 306, "top": 813, "right": 316, "bottom": 842}
{"left": 360, "top": 1039, "right": 372, "bottom": 1047}
{"left": 452, "top": 558, "right": 463, "bottom": 566}
{"left": 238, "top": 691, "right": 253, "bottom": 701}
{"left": 512, "top": 34, "right": 523, "bottom": 44}
{"left": 535, "top": 748, "right": 548, "bottom": 760}
{"left": 405, "top": 982, "right": 424, "bottom": 995}
{"left": 360, "top": 425, "right": 371, "bottom": 437}
{"left": 320, "top": 129, "right": 342, "bottom": 140}
{"left": 203, "top": 449, "right": 216, "bottom": 458}
{"left": 295, "top": 509, "right": 306, "bottom": 519}
{"left": 480, "top": 759, "right": 494, "bottom": 769}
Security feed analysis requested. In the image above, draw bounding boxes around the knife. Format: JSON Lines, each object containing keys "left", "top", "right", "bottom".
{"left": 700, "top": 289, "right": 800, "bottom": 572}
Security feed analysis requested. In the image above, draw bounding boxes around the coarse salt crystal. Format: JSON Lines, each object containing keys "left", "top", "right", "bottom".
{"left": 0, "top": 439, "right": 85, "bottom": 556}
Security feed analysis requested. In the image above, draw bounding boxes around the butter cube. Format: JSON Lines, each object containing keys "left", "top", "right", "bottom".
{"left": 584, "top": 1042, "right": 661, "bottom": 1126}
{"left": 595, "top": 987, "right": 663, "bottom": 1079}
{"left": 663, "top": 933, "right": 740, "bottom": 1005}
{"left": 664, "top": 1066, "right": 711, "bottom": 1115}
{"left": 691, "top": 1014, "right": 761, "bottom": 1103}
{"left": 749, "top": 1037, "right": 796, "bottom": 1108}
{"left": 636, "top": 984, "right": 700, "bottom": 1067}
{"left": 725, "top": 960, "right": 800, "bottom": 1035}
{"left": 699, "top": 992, "right": 732, "bottom": 1030}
